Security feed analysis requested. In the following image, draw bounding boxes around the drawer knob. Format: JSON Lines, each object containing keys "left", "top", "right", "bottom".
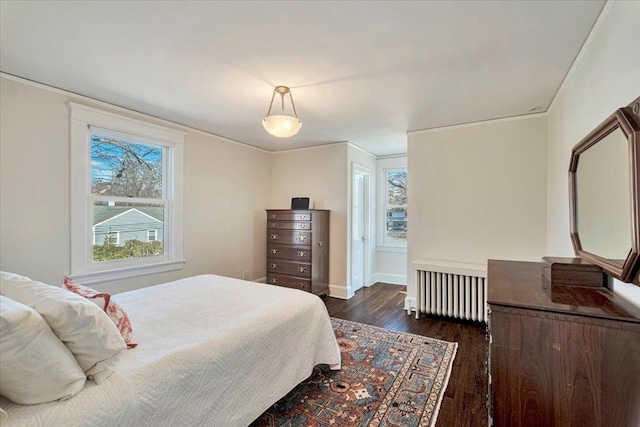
{"left": 270, "top": 234, "right": 279, "bottom": 240}
{"left": 298, "top": 235, "right": 306, "bottom": 242}
{"left": 270, "top": 248, "right": 279, "bottom": 254}
{"left": 297, "top": 266, "right": 307, "bottom": 273}
{"left": 298, "top": 282, "right": 305, "bottom": 288}
{"left": 318, "top": 241, "right": 324, "bottom": 247}
{"left": 270, "top": 214, "right": 276, "bottom": 219}
{"left": 270, "top": 223, "right": 277, "bottom": 227}
{"left": 271, "top": 277, "right": 278, "bottom": 284}
{"left": 270, "top": 263, "right": 278, "bottom": 270}
{"left": 297, "top": 250, "right": 307, "bottom": 257}
{"left": 299, "top": 224, "right": 306, "bottom": 229}
{"left": 300, "top": 215, "right": 307, "bottom": 220}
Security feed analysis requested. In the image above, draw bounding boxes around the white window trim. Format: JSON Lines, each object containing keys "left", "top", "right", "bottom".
{"left": 106, "top": 230, "right": 120, "bottom": 245}
{"left": 378, "top": 167, "right": 408, "bottom": 250}
{"left": 69, "top": 102, "right": 185, "bottom": 285}
{"left": 376, "top": 245, "right": 407, "bottom": 253}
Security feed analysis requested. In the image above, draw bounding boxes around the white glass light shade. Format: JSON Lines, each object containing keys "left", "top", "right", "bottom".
{"left": 262, "top": 115, "right": 302, "bottom": 137}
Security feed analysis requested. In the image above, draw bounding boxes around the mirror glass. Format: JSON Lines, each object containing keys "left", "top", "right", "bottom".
{"left": 576, "top": 126, "right": 631, "bottom": 264}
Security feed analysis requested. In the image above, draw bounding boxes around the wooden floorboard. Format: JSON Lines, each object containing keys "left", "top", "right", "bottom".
{"left": 324, "top": 282, "right": 489, "bottom": 427}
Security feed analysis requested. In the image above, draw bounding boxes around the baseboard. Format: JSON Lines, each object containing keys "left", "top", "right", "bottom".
{"left": 328, "top": 284, "right": 348, "bottom": 299}
{"left": 372, "top": 273, "right": 407, "bottom": 286}
{"left": 254, "top": 276, "right": 266, "bottom": 283}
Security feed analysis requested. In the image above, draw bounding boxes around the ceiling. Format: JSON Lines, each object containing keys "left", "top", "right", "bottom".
{"left": 0, "top": 1, "right": 605, "bottom": 156}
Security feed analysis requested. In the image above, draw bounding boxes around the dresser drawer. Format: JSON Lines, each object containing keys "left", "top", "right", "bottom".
{"left": 267, "top": 273, "right": 311, "bottom": 292}
{"left": 267, "top": 244, "right": 311, "bottom": 261}
{"left": 267, "top": 221, "right": 311, "bottom": 230}
{"left": 267, "top": 230, "right": 311, "bottom": 245}
{"left": 267, "top": 259, "right": 311, "bottom": 278}
{"left": 265, "top": 209, "right": 329, "bottom": 296}
{"left": 266, "top": 211, "right": 312, "bottom": 221}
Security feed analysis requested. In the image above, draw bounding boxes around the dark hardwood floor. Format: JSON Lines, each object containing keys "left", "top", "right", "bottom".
{"left": 324, "top": 283, "right": 489, "bottom": 427}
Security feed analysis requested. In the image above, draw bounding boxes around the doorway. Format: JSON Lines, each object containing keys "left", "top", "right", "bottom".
{"left": 351, "top": 164, "right": 371, "bottom": 293}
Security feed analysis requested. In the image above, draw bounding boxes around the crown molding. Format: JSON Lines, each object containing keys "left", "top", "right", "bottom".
{"left": 271, "top": 141, "right": 348, "bottom": 155}
{"left": 347, "top": 142, "right": 378, "bottom": 158}
{"left": 377, "top": 153, "right": 407, "bottom": 160}
{"left": 408, "top": 111, "right": 547, "bottom": 136}
{"left": 547, "top": 0, "right": 616, "bottom": 114}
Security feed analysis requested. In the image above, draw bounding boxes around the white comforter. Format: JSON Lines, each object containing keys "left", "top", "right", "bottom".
{"left": 0, "top": 275, "right": 341, "bottom": 426}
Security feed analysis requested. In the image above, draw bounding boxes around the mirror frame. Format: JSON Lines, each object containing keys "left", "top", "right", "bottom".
{"left": 569, "top": 96, "right": 640, "bottom": 283}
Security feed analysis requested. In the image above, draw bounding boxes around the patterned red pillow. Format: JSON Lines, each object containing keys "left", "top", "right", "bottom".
{"left": 64, "top": 277, "right": 137, "bottom": 349}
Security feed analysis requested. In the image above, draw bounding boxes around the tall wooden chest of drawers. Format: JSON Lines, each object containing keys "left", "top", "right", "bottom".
{"left": 266, "top": 209, "right": 330, "bottom": 296}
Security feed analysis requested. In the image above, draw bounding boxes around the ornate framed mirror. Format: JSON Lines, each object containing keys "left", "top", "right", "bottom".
{"left": 569, "top": 96, "right": 640, "bottom": 283}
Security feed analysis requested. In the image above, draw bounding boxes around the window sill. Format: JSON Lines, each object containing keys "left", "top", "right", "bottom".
{"left": 71, "top": 259, "right": 186, "bottom": 286}
{"left": 376, "top": 245, "right": 407, "bottom": 253}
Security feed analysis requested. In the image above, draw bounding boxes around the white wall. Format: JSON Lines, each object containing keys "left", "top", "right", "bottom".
{"left": 270, "top": 143, "right": 348, "bottom": 296}
{"left": 406, "top": 115, "right": 548, "bottom": 302}
{"left": 546, "top": 0, "right": 640, "bottom": 305}
{"left": 375, "top": 156, "right": 408, "bottom": 285}
{"left": 0, "top": 77, "right": 271, "bottom": 293}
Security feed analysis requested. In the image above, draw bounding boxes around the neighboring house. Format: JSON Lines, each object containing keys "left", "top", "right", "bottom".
{"left": 386, "top": 209, "right": 407, "bottom": 231}
{"left": 93, "top": 206, "right": 164, "bottom": 246}
{"left": 386, "top": 209, "right": 408, "bottom": 242}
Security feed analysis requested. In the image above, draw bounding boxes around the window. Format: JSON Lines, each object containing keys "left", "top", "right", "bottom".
{"left": 70, "top": 103, "right": 185, "bottom": 284}
{"left": 105, "top": 230, "right": 120, "bottom": 246}
{"left": 384, "top": 169, "right": 407, "bottom": 244}
{"left": 90, "top": 132, "right": 165, "bottom": 262}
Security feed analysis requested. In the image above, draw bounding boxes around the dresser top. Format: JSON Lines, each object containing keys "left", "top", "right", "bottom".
{"left": 488, "top": 259, "right": 640, "bottom": 322}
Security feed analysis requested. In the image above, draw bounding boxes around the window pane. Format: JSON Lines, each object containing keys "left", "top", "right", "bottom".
{"left": 106, "top": 231, "right": 120, "bottom": 245}
{"left": 91, "top": 134, "right": 163, "bottom": 198}
{"left": 386, "top": 207, "right": 407, "bottom": 242}
{"left": 93, "top": 201, "right": 164, "bottom": 262}
{"left": 386, "top": 171, "right": 407, "bottom": 205}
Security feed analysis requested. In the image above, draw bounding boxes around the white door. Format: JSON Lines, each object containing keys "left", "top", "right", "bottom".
{"left": 351, "top": 166, "right": 370, "bottom": 292}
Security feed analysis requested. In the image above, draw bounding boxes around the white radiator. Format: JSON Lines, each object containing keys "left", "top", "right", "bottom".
{"left": 411, "top": 259, "right": 488, "bottom": 322}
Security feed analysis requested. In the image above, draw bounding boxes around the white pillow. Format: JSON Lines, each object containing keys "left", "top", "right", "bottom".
{"left": 0, "top": 296, "right": 86, "bottom": 404}
{"left": 0, "top": 272, "right": 126, "bottom": 384}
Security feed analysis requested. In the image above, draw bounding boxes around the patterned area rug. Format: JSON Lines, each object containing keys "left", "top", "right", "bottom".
{"left": 251, "top": 318, "right": 458, "bottom": 427}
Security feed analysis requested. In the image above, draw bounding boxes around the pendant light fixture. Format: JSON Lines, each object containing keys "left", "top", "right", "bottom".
{"left": 262, "top": 86, "right": 302, "bottom": 137}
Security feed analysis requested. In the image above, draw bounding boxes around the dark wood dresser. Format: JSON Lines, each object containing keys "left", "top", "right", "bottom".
{"left": 266, "top": 209, "right": 329, "bottom": 296}
{"left": 487, "top": 259, "right": 640, "bottom": 427}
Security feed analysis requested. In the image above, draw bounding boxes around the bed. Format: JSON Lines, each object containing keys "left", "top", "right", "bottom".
{"left": 0, "top": 274, "right": 341, "bottom": 426}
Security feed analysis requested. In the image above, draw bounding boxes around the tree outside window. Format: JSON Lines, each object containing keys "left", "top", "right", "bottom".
{"left": 90, "top": 134, "right": 166, "bottom": 262}
{"left": 385, "top": 169, "right": 407, "bottom": 243}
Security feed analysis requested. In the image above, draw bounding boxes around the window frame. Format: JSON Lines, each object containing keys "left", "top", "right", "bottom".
{"left": 69, "top": 103, "right": 185, "bottom": 285}
{"left": 147, "top": 229, "right": 157, "bottom": 242}
{"left": 379, "top": 167, "right": 408, "bottom": 249}
{"left": 106, "top": 230, "right": 120, "bottom": 246}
